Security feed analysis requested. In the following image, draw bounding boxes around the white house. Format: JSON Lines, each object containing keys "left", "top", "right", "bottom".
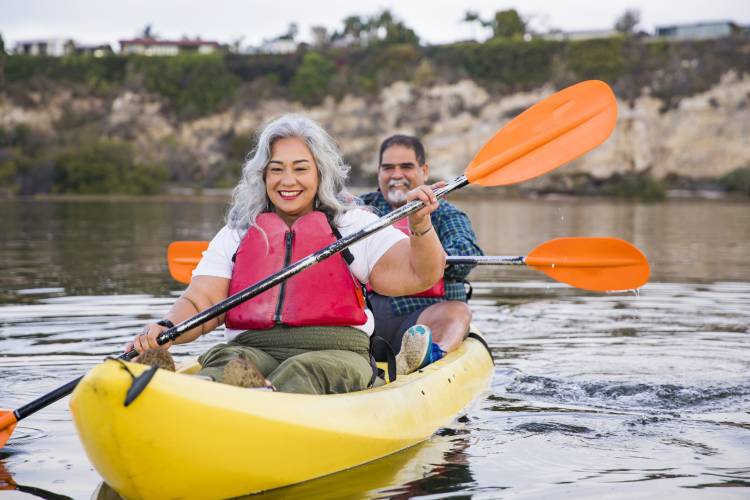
{"left": 656, "top": 21, "right": 742, "bottom": 40}
{"left": 13, "top": 38, "right": 75, "bottom": 56}
{"left": 540, "top": 29, "right": 620, "bottom": 42}
{"left": 119, "top": 38, "right": 221, "bottom": 56}
{"left": 255, "top": 38, "right": 298, "bottom": 54}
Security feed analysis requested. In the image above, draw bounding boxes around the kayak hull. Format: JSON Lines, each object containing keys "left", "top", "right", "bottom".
{"left": 70, "top": 334, "right": 493, "bottom": 499}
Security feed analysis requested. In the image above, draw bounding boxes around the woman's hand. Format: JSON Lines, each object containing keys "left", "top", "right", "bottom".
{"left": 125, "top": 323, "right": 174, "bottom": 354}
{"left": 406, "top": 181, "right": 445, "bottom": 233}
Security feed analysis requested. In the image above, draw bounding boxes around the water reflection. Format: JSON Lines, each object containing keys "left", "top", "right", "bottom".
{"left": 1, "top": 198, "right": 749, "bottom": 498}
{"left": 2, "top": 197, "right": 749, "bottom": 302}
{"left": 90, "top": 432, "right": 475, "bottom": 500}
{"left": 459, "top": 195, "right": 750, "bottom": 283}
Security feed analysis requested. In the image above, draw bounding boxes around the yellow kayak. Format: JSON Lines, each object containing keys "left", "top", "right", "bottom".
{"left": 71, "top": 331, "right": 493, "bottom": 499}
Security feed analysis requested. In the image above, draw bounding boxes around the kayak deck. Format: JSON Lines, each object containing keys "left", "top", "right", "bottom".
{"left": 70, "top": 333, "right": 493, "bottom": 499}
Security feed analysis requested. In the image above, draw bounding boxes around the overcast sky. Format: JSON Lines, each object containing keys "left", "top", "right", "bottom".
{"left": 2, "top": 0, "right": 749, "bottom": 48}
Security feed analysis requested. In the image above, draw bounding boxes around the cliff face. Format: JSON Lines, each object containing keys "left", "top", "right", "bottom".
{"left": 1, "top": 71, "right": 748, "bottom": 189}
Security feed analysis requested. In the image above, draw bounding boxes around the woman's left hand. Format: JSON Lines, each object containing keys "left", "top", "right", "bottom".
{"left": 406, "top": 181, "right": 445, "bottom": 233}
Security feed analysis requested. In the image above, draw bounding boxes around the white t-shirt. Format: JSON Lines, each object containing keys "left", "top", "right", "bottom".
{"left": 193, "top": 208, "right": 407, "bottom": 340}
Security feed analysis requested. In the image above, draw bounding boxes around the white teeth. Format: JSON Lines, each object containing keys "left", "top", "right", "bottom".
{"left": 279, "top": 191, "right": 300, "bottom": 196}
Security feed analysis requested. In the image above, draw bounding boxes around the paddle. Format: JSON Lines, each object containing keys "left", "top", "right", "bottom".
{"left": 447, "top": 237, "right": 649, "bottom": 292}
{"left": 0, "top": 79, "right": 617, "bottom": 448}
{"left": 167, "top": 237, "right": 649, "bottom": 292}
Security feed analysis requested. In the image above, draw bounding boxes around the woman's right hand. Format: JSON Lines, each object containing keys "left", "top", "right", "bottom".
{"left": 125, "top": 323, "right": 174, "bottom": 354}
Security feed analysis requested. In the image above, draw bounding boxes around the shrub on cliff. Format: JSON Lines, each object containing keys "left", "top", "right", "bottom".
{"left": 567, "top": 38, "right": 626, "bottom": 83}
{"left": 720, "top": 165, "right": 750, "bottom": 196}
{"left": 429, "top": 39, "right": 559, "bottom": 90}
{"left": 4, "top": 55, "right": 127, "bottom": 90}
{"left": 53, "top": 140, "right": 168, "bottom": 194}
{"left": 291, "top": 51, "right": 336, "bottom": 105}
{"left": 606, "top": 173, "right": 666, "bottom": 201}
{"left": 127, "top": 54, "right": 239, "bottom": 118}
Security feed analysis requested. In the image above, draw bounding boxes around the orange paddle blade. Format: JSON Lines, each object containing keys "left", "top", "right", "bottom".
{"left": 0, "top": 410, "right": 17, "bottom": 448}
{"left": 167, "top": 241, "right": 209, "bottom": 284}
{"left": 525, "top": 237, "right": 650, "bottom": 292}
{"left": 466, "top": 80, "right": 617, "bottom": 186}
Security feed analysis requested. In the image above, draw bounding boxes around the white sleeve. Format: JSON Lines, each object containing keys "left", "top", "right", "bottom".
{"left": 192, "top": 225, "right": 243, "bottom": 279}
{"left": 337, "top": 209, "right": 407, "bottom": 283}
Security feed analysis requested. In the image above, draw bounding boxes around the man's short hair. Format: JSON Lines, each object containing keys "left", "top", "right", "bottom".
{"left": 379, "top": 134, "right": 426, "bottom": 166}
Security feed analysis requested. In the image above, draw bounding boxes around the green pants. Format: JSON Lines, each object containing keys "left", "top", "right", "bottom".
{"left": 197, "top": 326, "right": 377, "bottom": 395}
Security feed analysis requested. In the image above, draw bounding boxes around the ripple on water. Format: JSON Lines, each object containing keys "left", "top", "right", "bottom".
{"left": 504, "top": 374, "right": 750, "bottom": 413}
{"left": 1, "top": 279, "right": 749, "bottom": 498}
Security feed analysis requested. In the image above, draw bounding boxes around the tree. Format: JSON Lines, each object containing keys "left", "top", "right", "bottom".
{"left": 378, "top": 10, "right": 419, "bottom": 45}
{"left": 229, "top": 36, "right": 245, "bottom": 53}
{"left": 491, "top": 9, "right": 526, "bottom": 39}
{"left": 279, "top": 22, "right": 299, "bottom": 41}
{"left": 463, "top": 10, "right": 480, "bottom": 24}
{"left": 615, "top": 9, "right": 641, "bottom": 36}
{"left": 139, "top": 24, "right": 157, "bottom": 39}
{"left": 333, "top": 10, "right": 419, "bottom": 46}
{"left": 291, "top": 52, "right": 335, "bottom": 105}
{"left": 462, "top": 10, "right": 483, "bottom": 40}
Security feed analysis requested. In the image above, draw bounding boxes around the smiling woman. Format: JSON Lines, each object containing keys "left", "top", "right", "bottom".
{"left": 126, "top": 113, "right": 447, "bottom": 394}
{"left": 265, "top": 137, "right": 320, "bottom": 225}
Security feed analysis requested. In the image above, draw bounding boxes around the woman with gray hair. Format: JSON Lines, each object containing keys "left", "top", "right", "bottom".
{"left": 126, "top": 114, "right": 446, "bottom": 394}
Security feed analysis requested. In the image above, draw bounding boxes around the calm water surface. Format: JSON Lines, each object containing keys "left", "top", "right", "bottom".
{"left": 1, "top": 196, "right": 749, "bottom": 499}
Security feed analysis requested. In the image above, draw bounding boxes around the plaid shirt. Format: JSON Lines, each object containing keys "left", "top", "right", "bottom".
{"left": 360, "top": 190, "right": 483, "bottom": 316}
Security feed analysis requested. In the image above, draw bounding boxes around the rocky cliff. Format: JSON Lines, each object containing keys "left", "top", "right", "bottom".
{"left": 1, "top": 70, "right": 749, "bottom": 193}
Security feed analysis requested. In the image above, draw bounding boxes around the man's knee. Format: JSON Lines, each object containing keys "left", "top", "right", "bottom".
{"left": 418, "top": 301, "right": 472, "bottom": 327}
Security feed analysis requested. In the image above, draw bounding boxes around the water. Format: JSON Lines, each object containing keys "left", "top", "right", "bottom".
{"left": 1, "top": 196, "right": 749, "bottom": 499}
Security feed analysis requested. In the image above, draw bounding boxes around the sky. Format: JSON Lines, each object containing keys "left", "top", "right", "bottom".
{"left": 2, "top": 0, "right": 749, "bottom": 49}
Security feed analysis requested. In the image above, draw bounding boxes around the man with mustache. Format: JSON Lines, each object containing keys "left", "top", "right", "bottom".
{"left": 360, "top": 134, "right": 483, "bottom": 366}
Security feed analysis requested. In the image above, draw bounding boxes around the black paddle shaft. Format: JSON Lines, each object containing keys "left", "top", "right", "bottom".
{"left": 9, "top": 175, "right": 468, "bottom": 424}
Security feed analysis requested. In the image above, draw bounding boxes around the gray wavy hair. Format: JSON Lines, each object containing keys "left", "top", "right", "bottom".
{"left": 226, "top": 114, "right": 359, "bottom": 230}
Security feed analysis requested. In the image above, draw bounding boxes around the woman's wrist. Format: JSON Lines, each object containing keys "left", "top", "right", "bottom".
{"left": 409, "top": 224, "right": 433, "bottom": 237}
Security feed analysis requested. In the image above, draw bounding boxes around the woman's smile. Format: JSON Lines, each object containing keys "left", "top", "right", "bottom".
{"left": 265, "top": 137, "right": 320, "bottom": 226}
{"left": 278, "top": 190, "right": 303, "bottom": 200}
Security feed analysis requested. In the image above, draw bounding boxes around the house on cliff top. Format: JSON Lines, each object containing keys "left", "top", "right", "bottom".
{"left": 119, "top": 37, "right": 221, "bottom": 56}
{"left": 656, "top": 21, "right": 746, "bottom": 40}
{"left": 13, "top": 38, "right": 75, "bottom": 56}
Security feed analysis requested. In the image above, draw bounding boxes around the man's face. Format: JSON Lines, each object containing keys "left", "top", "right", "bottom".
{"left": 377, "top": 145, "right": 429, "bottom": 207}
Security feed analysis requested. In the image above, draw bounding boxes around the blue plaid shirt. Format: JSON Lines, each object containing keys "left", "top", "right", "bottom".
{"left": 360, "top": 190, "right": 483, "bottom": 316}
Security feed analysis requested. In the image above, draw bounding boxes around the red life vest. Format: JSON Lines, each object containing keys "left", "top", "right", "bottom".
{"left": 365, "top": 218, "right": 445, "bottom": 299}
{"left": 225, "top": 211, "right": 367, "bottom": 330}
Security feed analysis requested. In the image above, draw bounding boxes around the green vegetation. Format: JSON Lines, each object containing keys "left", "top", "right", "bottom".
{"left": 567, "top": 38, "right": 626, "bottom": 82}
{"left": 291, "top": 52, "right": 336, "bottom": 105}
{"left": 490, "top": 9, "right": 527, "bottom": 39}
{"left": 5, "top": 55, "right": 127, "bottom": 91}
{"left": 4, "top": 37, "right": 747, "bottom": 112}
{"left": 332, "top": 10, "right": 420, "bottom": 46}
{"left": 431, "top": 39, "right": 559, "bottom": 90}
{"left": 605, "top": 174, "right": 667, "bottom": 201}
{"left": 720, "top": 165, "right": 750, "bottom": 196}
{"left": 53, "top": 140, "right": 168, "bottom": 194}
{"left": 1, "top": 19, "right": 748, "bottom": 196}
{"left": 127, "top": 54, "right": 239, "bottom": 118}
{"left": 462, "top": 8, "right": 526, "bottom": 40}
{"left": 0, "top": 127, "right": 168, "bottom": 195}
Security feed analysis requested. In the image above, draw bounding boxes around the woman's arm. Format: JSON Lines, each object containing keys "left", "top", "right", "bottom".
{"left": 369, "top": 183, "right": 446, "bottom": 296}
{"left": 128, "top": 275, "right": 230, "bottom": 353}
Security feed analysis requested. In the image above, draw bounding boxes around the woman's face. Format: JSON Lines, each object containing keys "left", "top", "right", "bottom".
{"left": 265, "top": 137, "right": 320, "bottom": 225}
